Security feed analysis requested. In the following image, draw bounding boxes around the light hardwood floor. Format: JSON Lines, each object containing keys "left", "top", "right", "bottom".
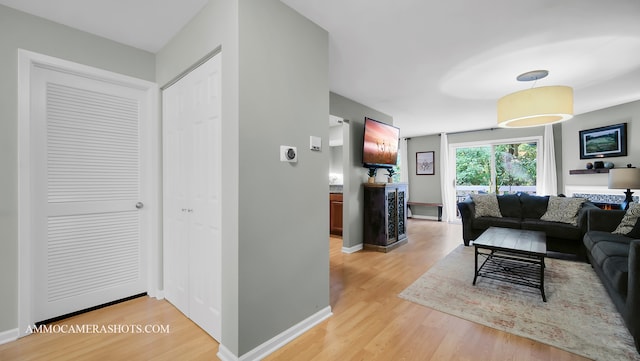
{"left": 0, "top": 219, "right": 589, "bottom": 361}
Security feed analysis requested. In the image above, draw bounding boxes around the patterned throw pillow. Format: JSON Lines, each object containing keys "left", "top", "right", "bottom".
{"left": 626, "top": 219, "right": 640, "bottom": 239}
{"left": 540, "top": 196, "right": 586, "bottom": 226}
{"left": 471, "top": 194, "right": 502, "bottom": 218}
{"left": 613, "top": 203, "right": 640, "bottom": 235}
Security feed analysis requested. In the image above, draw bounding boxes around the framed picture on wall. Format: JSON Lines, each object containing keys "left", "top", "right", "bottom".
{"left": 579, "top": 123, "right": 627, "bottom": 159}
{"left": 416, "top": 151, "right": 435, "bottom": 175}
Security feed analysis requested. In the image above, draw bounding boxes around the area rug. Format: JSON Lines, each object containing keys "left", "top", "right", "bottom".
{"left": 399, "top": 245, "right": 640, "bottom": 361}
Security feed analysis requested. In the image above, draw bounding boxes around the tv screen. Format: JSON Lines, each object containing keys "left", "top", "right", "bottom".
{"left": 362, "top": 117, "right": 400, "bottom": 168}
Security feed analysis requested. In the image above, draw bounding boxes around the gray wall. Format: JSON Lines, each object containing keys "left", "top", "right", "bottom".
{"left": 330, "top": 146, "right": 343, "bottom": 174}
{"left": 0, "top": 4, "right": 155, "bottom": 335}
{"left": 238, "top": 0, "right": 329, "bottom": 356}
{"left": 406, "top": 135, "right": 441, "bottom": 218}
{"left": 157, "top": 0, "right": 329, "bottom": 357}
{"left": 329, "top": 92, "right": 393, "bottom": 248}
{"left": 406, "top": 124, "right": 563, "bottom": 218}
{"left": 561, "top": 100, "right": 640, "bottom": 191}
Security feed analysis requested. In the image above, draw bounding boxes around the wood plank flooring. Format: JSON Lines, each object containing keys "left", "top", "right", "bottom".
{"left": 0, "top": 295, "right": 217, "bottom": 361}
{"left": 0, "top": 219, "right": 590, "bottom": 361}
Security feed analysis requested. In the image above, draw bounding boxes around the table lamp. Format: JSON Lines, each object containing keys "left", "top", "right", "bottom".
{"left": 608, "top": 165, "right": 640, "bottom": 210}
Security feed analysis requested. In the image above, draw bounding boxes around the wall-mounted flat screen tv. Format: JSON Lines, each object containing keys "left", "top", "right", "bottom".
{"left": 362, "top": 117, "right": 400, "bottom": 168}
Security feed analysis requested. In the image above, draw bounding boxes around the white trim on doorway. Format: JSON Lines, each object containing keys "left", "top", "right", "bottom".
{"left": 17, "top": 49, "right": 160, "bottom": 336}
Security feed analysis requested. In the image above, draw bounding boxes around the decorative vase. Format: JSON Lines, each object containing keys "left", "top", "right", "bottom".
{"left": 368, "top": 176, "right": 375, "bottom": 184}
{"left": 388, "top": 177, "right": 393, "bottom": 183}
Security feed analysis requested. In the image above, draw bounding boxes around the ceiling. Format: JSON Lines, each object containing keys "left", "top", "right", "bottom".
{"left": 3, "top": 0, "right": 640, "bottom": 137}
{"left": 0, "top": 0, "right": 208, "bottom": 53}
{"left": 281, "top": 0, "right": 640, "bottom": 136}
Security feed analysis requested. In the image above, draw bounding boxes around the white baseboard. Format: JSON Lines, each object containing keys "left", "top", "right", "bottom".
{"left": 217, "top": 345, "right": 236, "bottom": 361}
{"left": 0, "top": 328, "right": 19, "bottom": 345}
{"left": 411, "top": 215, "right": 439, "bottom": 221}
{"left": 217, "top": 306, "right": 332, "bottom": 361}
{"left": 342, "top": 243, "right": 363, "bottom": 254}
{"left": 154, "top": 290, "right": 165, "bottom": 300}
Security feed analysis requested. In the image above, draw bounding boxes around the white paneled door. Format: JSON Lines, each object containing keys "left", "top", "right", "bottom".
{"left": 29, "top": 59, "right": 152, "bottom": 322}
{"left": 163, "top": 53, "right": 222, "bottom": 341}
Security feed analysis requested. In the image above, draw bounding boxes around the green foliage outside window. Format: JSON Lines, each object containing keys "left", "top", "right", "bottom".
{"left": 495, "top": 143, "right": 536, "bottom": 190}
{"left": 456, "top": 146, "right": 491, "bottom": 186}
{"left": 391, "top": 152, "right": 402, "bottom": 182}
{"left": 456, "top": 143, "right": 537, "bottom": 194}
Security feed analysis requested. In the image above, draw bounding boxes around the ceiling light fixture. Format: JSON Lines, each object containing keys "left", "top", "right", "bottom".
{"left": 497, "top": 70, "right": 573, "bottom": 128}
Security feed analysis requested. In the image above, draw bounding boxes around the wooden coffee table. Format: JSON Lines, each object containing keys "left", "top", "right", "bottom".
{"left": 472, "top": 227, "right": 548, "bottom": 302}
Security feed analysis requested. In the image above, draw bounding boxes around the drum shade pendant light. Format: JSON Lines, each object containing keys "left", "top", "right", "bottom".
{"left": 497, "top": 70, "right": 573, "bottom": 128}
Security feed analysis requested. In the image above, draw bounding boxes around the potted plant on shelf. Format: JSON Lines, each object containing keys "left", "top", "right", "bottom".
{"left": 386, "top": 168, "right": 395, "bottom": 183}
{"left": 367, "top": 167, "right": 377, "bottom": 184}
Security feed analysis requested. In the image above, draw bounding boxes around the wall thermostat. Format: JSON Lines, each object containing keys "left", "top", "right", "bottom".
{"left": 280, "top": 145, "right": 297, "bottom": 162}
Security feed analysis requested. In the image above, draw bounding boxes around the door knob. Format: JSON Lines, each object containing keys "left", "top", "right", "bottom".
{"left": 136, "top": 202, "right": 144, "bottom": 209}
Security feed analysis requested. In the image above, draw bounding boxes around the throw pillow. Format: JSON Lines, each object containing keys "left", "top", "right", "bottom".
{"left": 519, "top": 193, "right": 550, "bottom": 219}
{"left": 540, "top": 196, "right": 586, "bottom": 226}
{"left": 520, "top": 193, "right": 549, "bottom": 219}
{"left": 496, "top": 194, "right": 521, "bottom": 218}
{"left": 613, "top": 203, "right": 640, "bottom": 235}
{"left": 471, "top": 194, "right": 502, "bottom": 218}
{"left": 626, "top": 218, "right": 640, "bottom": 239}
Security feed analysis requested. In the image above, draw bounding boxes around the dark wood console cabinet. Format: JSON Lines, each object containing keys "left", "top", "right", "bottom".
{"left": 363, "top": 183, "right": 408, "bottom": 252}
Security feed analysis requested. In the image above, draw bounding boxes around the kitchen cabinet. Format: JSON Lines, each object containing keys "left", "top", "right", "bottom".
{"left": 330, "top": 193, "right": 343, "bottom": 236}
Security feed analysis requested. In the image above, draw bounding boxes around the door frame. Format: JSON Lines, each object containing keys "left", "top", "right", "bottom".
{"left": 17, "top": 49, "right": 160, "bottom": 336}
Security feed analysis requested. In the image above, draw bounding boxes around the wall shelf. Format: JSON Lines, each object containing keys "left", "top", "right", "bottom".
{"left": 569, "top": 168, "right": 611, "bottom": 175}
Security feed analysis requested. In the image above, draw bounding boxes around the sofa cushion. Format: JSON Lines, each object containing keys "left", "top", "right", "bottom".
{"left": 601, "top": 256, "right": 628, "bottom": 297}
{"left": 471, "top": 194, "right": 502, "bottom": 218}
{"left": 540, "top": 196, "right": 586, "bottom": 226}
{"left": 497, "top": 194, "right": 522, "bottom": 219}
{"left": 584, "top": 231, "right": 633, "bottom": 252}
{"left": 590, "top": 240, "right": 630, "bottom": 267}
{"left": 613, "top": 203, "right": 640, "bottom": 235}
{"left": 519, "top": 193, "right": 549, "bottom": 219}
{"left": 473, "top": 216, "right": 521, "bottom": 230}
{"left": 521, "top": 219, "right": 581, "bottom": 241}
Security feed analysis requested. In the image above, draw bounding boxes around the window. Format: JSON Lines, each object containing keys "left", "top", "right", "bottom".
{"left": 454, "top": 138, "right": 540, "bottom": 201}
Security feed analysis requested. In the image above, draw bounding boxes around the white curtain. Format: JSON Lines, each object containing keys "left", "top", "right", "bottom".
{"left": 399, "top": 138, "right": 409, "bottom": 185}
{"left": 399, "top": 137, "right": 411, "bottom": 217}
{"left": 539, "top": 124, "right": 558, "bottom": 196}
{"left": 440, "top": 132, "right": 457, "bottom": 222}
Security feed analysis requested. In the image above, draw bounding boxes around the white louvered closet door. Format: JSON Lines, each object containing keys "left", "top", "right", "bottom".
{"left": 31, "top": 65, "right": 148, "bottom": 322}
{"left": 163, "top": 54, "right": 222, "bottom": 341}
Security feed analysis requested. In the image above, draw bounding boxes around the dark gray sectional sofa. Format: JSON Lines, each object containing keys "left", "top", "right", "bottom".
{"left": 458, "top": 194, "right": 640, "bottom": 352}
{"left": 457, "top": 193, "right": 598, "bottom": 257}
{"left": 583, "top": 208, "right": 640, "bottom": 352}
